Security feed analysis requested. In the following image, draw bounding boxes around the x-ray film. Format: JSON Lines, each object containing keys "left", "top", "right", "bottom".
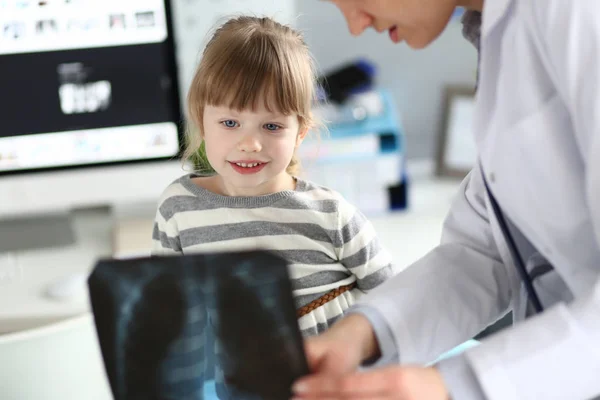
{"left": 88, "top": 251, "right": 308, "bottom": 400}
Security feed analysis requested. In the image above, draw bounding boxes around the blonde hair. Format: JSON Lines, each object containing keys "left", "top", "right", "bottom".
{"left": 183, "top": 16, "right": 318, "bottom": 175}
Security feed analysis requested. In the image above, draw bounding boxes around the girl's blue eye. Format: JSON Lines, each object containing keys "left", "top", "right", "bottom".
{"left": 222, "top": 120, "right": 238, "bottom": 128}
{"left": 264, "top": 123, "right": 281, "bottom": 131}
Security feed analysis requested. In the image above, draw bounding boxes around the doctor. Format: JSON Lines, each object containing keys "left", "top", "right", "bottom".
{"left": 292, "top": 0, "right": 600, "bottom": 399}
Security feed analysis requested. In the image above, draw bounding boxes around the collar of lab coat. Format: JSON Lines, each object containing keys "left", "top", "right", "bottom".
{"left": 481, "top": 0, "right": 513, "bottom": 39}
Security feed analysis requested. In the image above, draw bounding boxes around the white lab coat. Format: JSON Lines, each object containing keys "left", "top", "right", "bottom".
{"left": 360, "top": 0, "right": 600, "bottom": 398}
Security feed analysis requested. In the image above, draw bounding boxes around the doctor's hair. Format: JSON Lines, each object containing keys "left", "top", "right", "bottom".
{"left": 183, "top": 15, "right": 320, "bottom": 175}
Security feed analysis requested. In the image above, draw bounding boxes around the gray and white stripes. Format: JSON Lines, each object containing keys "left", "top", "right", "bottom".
{"left": 152, "top": 174, "right": 394, "bottom": 335}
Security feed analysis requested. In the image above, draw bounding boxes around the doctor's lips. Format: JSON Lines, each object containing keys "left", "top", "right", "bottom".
{"left": 372, "top": 22, "right": 399, "bottom": 43}
{"left": 389, "top": 25, "right": 400, "bottom": 43}
{"left": 228, "top": 160, "right": 268, "bottom": 174}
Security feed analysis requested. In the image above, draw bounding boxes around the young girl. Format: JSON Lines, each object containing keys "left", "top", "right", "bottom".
{"left": 152, "top": 15, "right": 394, "bottom": 336}
{"left": 151, "top": 15, "right": 395, "bottom": 399}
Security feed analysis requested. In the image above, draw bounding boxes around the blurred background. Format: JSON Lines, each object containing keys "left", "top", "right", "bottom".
{"left": 0, "top": 1, "right": 479, "bottom": 399}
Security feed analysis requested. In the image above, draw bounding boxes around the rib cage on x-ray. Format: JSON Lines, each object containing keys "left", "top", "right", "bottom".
{"left": 88, "top": 251, "right": 308, "bottom": 400}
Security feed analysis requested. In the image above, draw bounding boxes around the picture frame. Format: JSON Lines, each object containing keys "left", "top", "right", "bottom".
{"left": 436, "top": 85, "right": 477, "bottom": 178}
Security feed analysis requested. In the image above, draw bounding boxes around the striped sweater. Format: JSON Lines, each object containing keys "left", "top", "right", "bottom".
{"left": 152, "top": 174, "right": 394, "bottom": 336}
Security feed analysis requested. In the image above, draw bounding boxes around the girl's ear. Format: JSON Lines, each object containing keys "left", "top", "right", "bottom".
{"left": 296, "top": 127, "right": 308, "bottom": 147}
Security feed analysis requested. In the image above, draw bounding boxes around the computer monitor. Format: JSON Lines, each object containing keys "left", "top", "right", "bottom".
{"left": 0, "top": 0, "right": 185, "bottom": 250}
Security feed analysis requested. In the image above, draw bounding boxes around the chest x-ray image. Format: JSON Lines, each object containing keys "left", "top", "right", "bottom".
{"left": 88, "top": 251, "right": 308, "bottom": 400}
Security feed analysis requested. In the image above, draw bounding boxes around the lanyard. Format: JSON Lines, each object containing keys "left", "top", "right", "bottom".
{"left": 480, "top": 169, "right": 544, "bottom": 314}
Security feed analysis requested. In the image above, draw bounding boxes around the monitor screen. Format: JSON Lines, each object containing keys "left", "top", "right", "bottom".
{"left": 0, "top": 0, "right": 181, "bottom": 174}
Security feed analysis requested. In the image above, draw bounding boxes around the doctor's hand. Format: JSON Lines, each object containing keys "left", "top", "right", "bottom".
{"left": 291, "top": 365, "right": 450, "bottom": 400}
{"left": 299, "top": 314, "right": 380, "bottom": 376}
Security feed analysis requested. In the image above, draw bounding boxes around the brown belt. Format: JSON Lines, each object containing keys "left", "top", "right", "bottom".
{"left": 296, "top": 282, "right": 357, "bottom": 318}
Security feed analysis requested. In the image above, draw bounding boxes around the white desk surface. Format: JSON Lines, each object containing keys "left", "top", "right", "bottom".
{"left": 0, "top": 177, "right": 461, "bottom": 334}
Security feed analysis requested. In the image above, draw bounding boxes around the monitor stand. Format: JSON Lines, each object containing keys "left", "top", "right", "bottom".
{"left": 0, "top": 212, "right": 76, "bottom": 253}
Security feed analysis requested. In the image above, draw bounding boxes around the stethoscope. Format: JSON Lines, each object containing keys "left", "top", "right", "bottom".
{"left": 481, "top": 168, "right": 544, "bottom": 314}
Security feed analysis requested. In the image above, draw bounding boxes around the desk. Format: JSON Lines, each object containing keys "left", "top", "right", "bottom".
{"left": 0, "top": 177, "right": 461, "bottom": 334}
{"left": 0, "top": 208, "right": 112, "bottom": 333}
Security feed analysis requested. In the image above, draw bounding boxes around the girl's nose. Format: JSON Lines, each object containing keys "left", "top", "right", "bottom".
{"left": 237, "top": 133, "right": 262, "bottom": 152}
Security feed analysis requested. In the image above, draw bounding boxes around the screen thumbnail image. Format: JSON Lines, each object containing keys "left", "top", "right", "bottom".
{"left": 135, "top": 11, "right": 155, "bottom": 28}
{"left": 1, "top": 1, "right": 32, "bottom": 8}
{"left": 4, "top": 21, "right": 25, "bottom": 39}
{"left": 35, "top": 19, "right": 57, "bottom": 34}
{"left": 67, "top": 17, "right": 99, "bottom": 32}
{"left": 109, "top": 14, "right": 126, "bottom": 29}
